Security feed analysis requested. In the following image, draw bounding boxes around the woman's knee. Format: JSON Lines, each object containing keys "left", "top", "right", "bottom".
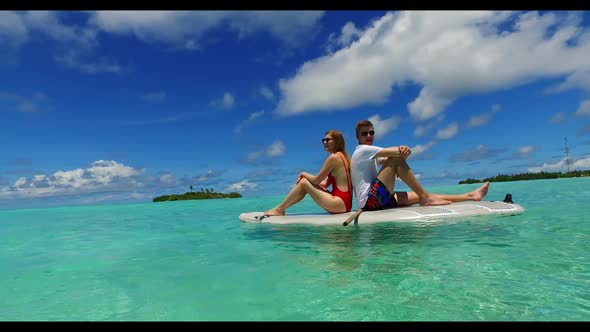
{"left": 298, "top": 177, "right": 311, "bottom": 189}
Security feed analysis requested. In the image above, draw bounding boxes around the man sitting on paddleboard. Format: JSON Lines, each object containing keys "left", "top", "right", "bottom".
{"left": 351, "top": 119, "right": 490, "bottom": 211}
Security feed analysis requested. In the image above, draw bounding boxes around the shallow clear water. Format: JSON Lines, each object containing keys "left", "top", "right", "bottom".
{"left": 1, "top": 178, "right": 589, "bottom": 321}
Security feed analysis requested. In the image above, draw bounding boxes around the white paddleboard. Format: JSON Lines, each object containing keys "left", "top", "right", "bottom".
{"left": 239, "top": 201, "right": 524, "bottom": 226}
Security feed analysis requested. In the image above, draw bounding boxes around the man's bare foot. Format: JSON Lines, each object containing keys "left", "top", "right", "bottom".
{"left": 263, "top": 207, "right": 285, "bottom": 216}
{"left": 467, "top": 181, "right": 490, "bottom": 201}
{"left": 419, "top": 195, "right": 451, "bottom": 206}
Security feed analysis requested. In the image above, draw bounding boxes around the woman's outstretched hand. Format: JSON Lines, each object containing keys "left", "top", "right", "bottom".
{"left": 296, "top": 175, "right": 303, "bottom": 184}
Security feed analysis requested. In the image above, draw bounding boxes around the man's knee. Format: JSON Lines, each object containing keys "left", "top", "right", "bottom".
{"left": 383, "top": 157, "right": 409, "bottom": 170}
{"left": 383, "top": 156, "right": 401, "bottom": 166}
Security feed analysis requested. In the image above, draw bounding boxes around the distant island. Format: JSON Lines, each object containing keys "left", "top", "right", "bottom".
{"left": 459, "top": 170, "right": 590, "bottom": 184}
{"left": 153, "top": 186, "right": 242, "bottom": 202}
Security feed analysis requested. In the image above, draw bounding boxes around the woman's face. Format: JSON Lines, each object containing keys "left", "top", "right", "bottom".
{"left": 322, "top": 134, "right": 335, "bottom": 153}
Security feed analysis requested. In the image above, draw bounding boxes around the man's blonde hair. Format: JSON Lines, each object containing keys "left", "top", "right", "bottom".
{"left": 355, "top": 120, "right": 374, "bottom": 137}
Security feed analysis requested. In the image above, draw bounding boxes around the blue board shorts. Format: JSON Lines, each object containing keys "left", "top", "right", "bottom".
{"left": 364, "top": 178, "right": 398, "bottom": 211}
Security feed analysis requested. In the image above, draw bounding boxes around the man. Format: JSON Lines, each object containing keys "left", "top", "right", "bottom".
{"left": 350, "top": 119, "right": 489, "bottom": 211}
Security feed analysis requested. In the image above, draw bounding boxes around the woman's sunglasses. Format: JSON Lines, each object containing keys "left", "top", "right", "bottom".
{"left": 361, "top": 130, "right": 375, "bottom": 137}
{"left": 322, "top": 138, "right": 332, "bottom": 143}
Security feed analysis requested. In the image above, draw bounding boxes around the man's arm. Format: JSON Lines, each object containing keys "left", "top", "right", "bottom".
{"left": 373, "top": 145, "right": 411, "bottom": 160}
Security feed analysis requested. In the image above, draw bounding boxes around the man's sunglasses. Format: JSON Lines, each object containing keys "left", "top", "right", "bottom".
{"left": 322, "top": 138, "right": 332, "bottom": 143}
{"left": 361, "top": 130, "right": 375, "bottom": 137}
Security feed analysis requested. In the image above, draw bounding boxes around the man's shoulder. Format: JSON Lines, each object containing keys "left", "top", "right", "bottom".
{"left": 352, "top": 144, "right": 381, "bottom": 158}
{"left": 354, "top": 144, "right": 382, "bottom": 152}
{"left": 352, "top": 145, "right": 365, "bottom": 156}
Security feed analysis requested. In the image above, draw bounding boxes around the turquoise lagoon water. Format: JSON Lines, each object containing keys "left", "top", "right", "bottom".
{"left": 0, "top": 178, "right": 589, "bottom": 321}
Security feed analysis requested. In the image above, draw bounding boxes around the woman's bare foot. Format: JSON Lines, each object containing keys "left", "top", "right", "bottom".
{"left": 263, "top": 207, "right": 285, "bottom": 216}
{"left": 419, "top": 195, "right": 451, "bottom": 206}
{"left": 467, "top": 181, "right": 490, "bottom": 201}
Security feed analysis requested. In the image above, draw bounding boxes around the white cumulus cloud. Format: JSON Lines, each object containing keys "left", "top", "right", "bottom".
{"left": 235, "top": 110, "right": 265, "bottom": 134}
{"left": 414, "top": 125, "right": 426, "bottom": 137}
{"left": 528, "top": 158, "right": 572, "bottom": 173}
{"left": 325, "top": 21, "right": 362, "bottom": 53}
{"left": 514, "top": 145, "right": 536, "bottom": 159}
{"left": 528, "top": 156, "right": 590, "bottom": 173}
{"left": 210, "top": 92, "right": 235, "bottom": 109}
{"left": 245, "top": 140, "right": 286, "bottom": 163}
{"left": 451, "top": 144, "right": 501, "bottom": 162}
{"left": 23, "top": 11, "right": 97, "bottom": 48}
{"left": 550, "top": 111, "right": 567, "bottom": 123}
{"left": 576, "top": 99, "right": 590, "bottom": 116}
{"left": 275, "top": 11, "right": 590, "bottom": 122}
{"left": 368, "top": 114, "right": 402, "bottom": 140}
{"left": 410, "top": 141, "right": 436, "bottom": 157}
{"left": 247, "top": 151, "right": 264, "bottom": 163}
{"left": 546, "top": 70, "right": 590, "bottom": 93}
{"left": 574, "top": 155, "right": 590, "bottom": 169}
{"left": 436, "top": 122, "right": 459, "bottom": 140}
{"left": 260, "top": 86, "right": 274, "bottom": 100}
{"left": 1, "top": 11, "right": 97, "bottom": 49}
{"left": 466, "top": 104, "right": 501, "bottom": 128}
{"left": 159, "top": 173, "right": 177, "bottom": 185}
{"left": 0, "top": 11, "right": 29, "bottom": 47}
{"left": 90, "top": 11, "right": 324, "bottom": 49}
{"left": 226, "top": 179, "right": 257, "bottom": 192}
{"left": 192, "top": 170, "right": 225, "bottom": 184}
{"left": 55, "top": 49, "right": 122, "bottom": 74}
{"left": 0, "top": 160, "right": 143, "bottom": 199}
{"left": 1, "top": 11, "right": 107, "bottom": 73}
{"left": 223, "top": 92, "right": 235, "bottom": 108}
{"left": 519, "top": 145, "right": 535, "bottom": 155}
{"left": 266, "top": 140, "right": 286, "bottom": 156}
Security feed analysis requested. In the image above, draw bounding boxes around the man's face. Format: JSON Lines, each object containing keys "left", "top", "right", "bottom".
{"left": 357, "top": 126, "right": 375, "bottom": 145}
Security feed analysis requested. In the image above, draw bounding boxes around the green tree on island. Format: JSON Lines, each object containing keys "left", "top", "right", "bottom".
{"left": 153, "top": 187, "right": 242, "bottom": 202}
{"left": 459, "top": 170, "right": 590, "bottom": 184}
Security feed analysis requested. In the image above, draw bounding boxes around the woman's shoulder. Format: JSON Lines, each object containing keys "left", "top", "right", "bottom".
{"left": 323, "top": 152, "right": 341, "bottom": 165}
{"left": 327, "top": 153, "right": 340, "bottom": 161}
{"left": 330, "top": 151, "right": 346, "bottom": 158}
{"left": 329, "top": 152, "right": 349, "bottom": 165}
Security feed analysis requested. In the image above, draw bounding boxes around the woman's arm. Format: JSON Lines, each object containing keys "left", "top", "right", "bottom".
{"left": 299, "top": 154, "right": 338, "bottom": 186}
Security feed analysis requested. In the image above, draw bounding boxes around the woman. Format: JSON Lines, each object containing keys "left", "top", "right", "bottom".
{"left": 264, "top": 130, "right": 353, "bottom": 216}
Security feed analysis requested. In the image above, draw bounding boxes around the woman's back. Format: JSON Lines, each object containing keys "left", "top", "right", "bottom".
{"left": 328, "top": 152, "right": 351, "bottom": 194}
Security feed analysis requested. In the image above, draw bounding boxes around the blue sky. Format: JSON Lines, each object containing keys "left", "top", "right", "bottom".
{"left": 1, "top": 10, "right": 590, "bottom": 209}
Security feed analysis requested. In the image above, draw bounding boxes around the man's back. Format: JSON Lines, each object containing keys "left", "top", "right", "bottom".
{"left": 351, "top": 144, "right": 382, "bottom": 209}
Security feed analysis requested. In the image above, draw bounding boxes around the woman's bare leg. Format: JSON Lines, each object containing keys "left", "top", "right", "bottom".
{"left": 264, "top": 178, "right": 346, "bottom": 216}
{"left": 299, "top": 178, "right": 347, "bottom": 213}
{"left": 264, "top": 182, "right": 307, "bottom": 216}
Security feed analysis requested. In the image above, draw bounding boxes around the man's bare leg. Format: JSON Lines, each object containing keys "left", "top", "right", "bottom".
{"left": 395, "top": 181, "right": 490, "bottom": 206}
{"left": 377, "top": 157, "right": 451, "bottom": 206}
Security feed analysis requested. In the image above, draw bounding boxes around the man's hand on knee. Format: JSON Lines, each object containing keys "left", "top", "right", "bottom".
{"left": 399, "top": 145, "right": 411, "bottom": 160}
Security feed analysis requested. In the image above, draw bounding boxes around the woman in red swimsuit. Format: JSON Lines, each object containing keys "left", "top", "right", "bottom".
{"left": 264, "top": 130, "right": 353, "bottom": 216}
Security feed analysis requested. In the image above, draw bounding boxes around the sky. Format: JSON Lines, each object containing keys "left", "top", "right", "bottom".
{"left": 1, "top": 10, "right": 590, "bottom": 210}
